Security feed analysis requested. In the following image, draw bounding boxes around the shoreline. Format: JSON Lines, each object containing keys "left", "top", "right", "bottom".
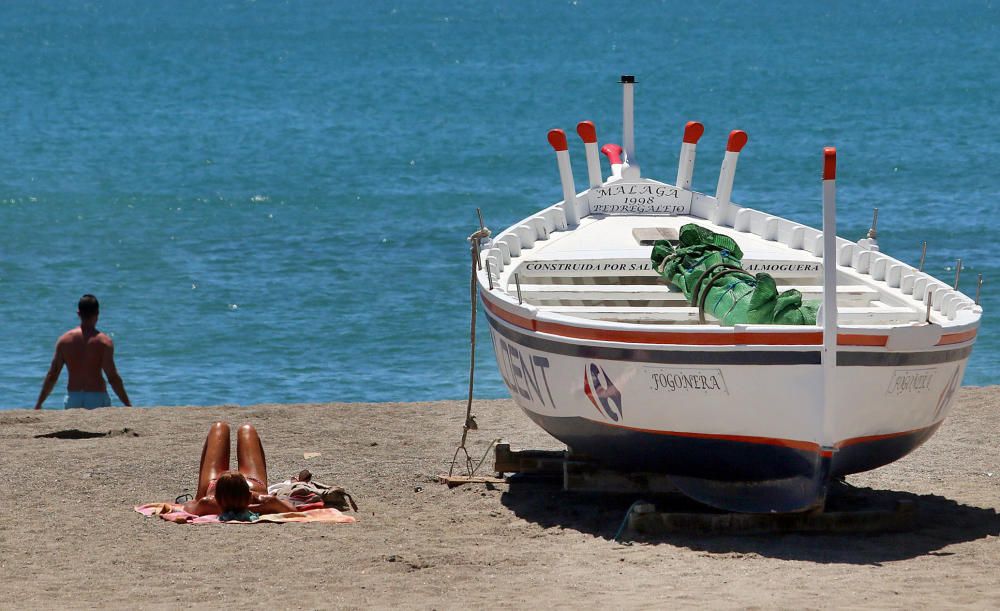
{"left": 11, "top": 382, "right": 1000, "bottom": 412}
{"left": 2, "top": 389, "right": 998, "bottom": 608}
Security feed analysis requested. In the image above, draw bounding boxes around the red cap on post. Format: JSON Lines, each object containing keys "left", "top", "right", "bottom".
{"left": 823, "top": 147, "right": 837, "bottom": 180}
{"left": 726, "top": 130, "right": 749, "bottom": 153}
{"left": 547, "top": 129, "right": 568, "bottom": 151}
{"left": 600, "top": 143, "right": 623, "bottom": 165}
{"left": 683, "top": 121, "right": 705, "bottom": 144}
{"left": 576, "top": 121, "right": 597, "bottom": 144}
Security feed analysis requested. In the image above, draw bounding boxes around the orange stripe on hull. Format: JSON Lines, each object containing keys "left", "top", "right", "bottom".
{"left": 483, "top": 297, "right": 537, "bottom": 331}
{"left": 598, "top": 421, "right": 829, "bottom": 455}
{"left": 838, "top": 333, "right": 888, "bottom": 346}
{"left": 538, "top": 415, "right": 941, "bottom": 459}
{"left": 835, "top": 423, "right": 939, "bottom": 449}
{"left": 938, "top": 328, "right": 978, "bottom": 345}
{"left": 481, "top": 294, "right": 899, "bottom": 347}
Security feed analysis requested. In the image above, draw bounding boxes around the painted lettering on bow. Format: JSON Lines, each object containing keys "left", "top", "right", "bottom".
{"left": 523, "top": 261, "right": 652, "bottom": 273}
{"left": 886, "top": 368, "right": 936, "bottom": 396}
{"left": 743, "top": 262, "right": 822, "bottom": 273}
{"left": 490, "top": 331, "right": 557, "bottom": 409}
{"left": 588, "top": 181, "right": 693, "bottom": 216}
{"left": 646, "top": 367, "right": 729, "bottom": 395}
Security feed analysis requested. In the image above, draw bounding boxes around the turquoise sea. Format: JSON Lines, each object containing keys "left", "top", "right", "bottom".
{"left": 2, "top": 1, "right": 997, "bottom": 408}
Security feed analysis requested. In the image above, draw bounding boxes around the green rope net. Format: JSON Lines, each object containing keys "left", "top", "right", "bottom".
{"left": 651, "top": 223, "right": 819, "bottom": 326}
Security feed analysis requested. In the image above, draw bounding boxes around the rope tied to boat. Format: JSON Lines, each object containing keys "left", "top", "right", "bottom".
{"left": 695, "top": 266, "right": 752, "bottom": 323}
{"left": 467, "top": 221, "right": 492, "bottom": 272}
{"left": 448, "top": 212, "right": 497, "bottom": 477}
{"left": 713, "top": 281, "right": 742, "bottom": 311}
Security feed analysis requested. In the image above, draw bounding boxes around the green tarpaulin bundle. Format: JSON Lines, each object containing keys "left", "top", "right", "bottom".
{"left": 650, "top": 223, "right": 819, "bottom": 326}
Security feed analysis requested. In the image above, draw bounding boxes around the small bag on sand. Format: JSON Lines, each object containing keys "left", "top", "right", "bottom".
{"left": 268, "top": 472, "right": 358, "bottom": 512}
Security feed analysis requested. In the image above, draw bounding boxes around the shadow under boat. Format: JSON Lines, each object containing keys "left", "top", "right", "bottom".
{"left": 499, "top": 476, "right": 1000, "bottom": 563}
{"left": 524, "top": 410, "right": 942, "bottom": 514}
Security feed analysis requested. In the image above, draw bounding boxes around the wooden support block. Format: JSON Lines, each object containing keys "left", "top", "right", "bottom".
{"left": 436, "top": 475, "right": 508, "bottom": 489}
{"left": 494, "top": 443, "right": 567, "bottom": 474}
{"left": 627, "top": 499, "right": 916, "bottom": 535}
{"left": 495, "top": 443, "right": 679, "bottom": 494}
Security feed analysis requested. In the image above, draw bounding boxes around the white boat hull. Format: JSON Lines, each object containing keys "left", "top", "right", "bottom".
{"left": 485, "top": 304, "right": 971, "bottom": 511}
{"left": 476, "top": 75, "right": 982, "bottom": 512}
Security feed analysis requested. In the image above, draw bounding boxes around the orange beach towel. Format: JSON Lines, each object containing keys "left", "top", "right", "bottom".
{"left": 135, "top": 502, "right": 356, "bottom": 524}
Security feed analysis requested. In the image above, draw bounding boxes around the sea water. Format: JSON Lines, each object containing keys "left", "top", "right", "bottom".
{"left": 1, "top": 1, "right": 997, "bottom": 408}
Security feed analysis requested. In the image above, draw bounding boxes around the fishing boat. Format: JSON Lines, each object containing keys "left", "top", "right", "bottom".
{"left": 475, "top": 75, "right": 982, "bottom": 513}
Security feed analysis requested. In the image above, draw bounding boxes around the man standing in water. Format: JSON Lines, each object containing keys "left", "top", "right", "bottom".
{"left": 34, "top": 294, "right": 131, "bottom": 409}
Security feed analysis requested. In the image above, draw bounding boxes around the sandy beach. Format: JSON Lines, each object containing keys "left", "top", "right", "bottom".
{"left": 1, "top": 388, "right": 998, "bottom": 609}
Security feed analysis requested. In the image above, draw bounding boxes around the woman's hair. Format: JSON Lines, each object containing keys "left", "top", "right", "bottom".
{"left": 214, "top": 471, "right": 252, "bottom": 512}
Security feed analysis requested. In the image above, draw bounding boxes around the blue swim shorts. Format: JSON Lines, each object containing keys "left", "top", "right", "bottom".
{"left": 64, "top": 391, "right": 112, "bottom": 409}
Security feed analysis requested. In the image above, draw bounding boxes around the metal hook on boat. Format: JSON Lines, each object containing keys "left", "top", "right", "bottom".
{"left": 484, "top": 259, "right": 494, "bottom": 290}
{"left": 976, "top": 274, "right": 983, "bottom": 305}
{"left": 953, "top": 258, "right": 963, "bottom": 290}
{"left": 858, "top": 208, "right": 880, "bottom": 251}
{"left": 867, "top": 208, "right": 879, "bottom": 240}
{"left": 918, "top": 241, "right": 927, "bottom": 272}
{"left": 514, "top": 273, "right": 523, "bottom": 305}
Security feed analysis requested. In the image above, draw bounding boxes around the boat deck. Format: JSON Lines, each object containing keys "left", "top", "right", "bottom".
{"left": 486, "top": 212, "right": 975, "bottom": 328}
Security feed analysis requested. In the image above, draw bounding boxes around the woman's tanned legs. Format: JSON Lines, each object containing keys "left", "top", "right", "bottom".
{"left": 184, "top": 422, "right": 291, "bottom": 516}
{"left": 236, "top": 423, "right": 269, "bottom": 496}
{"left": 195, "top": 421, "right": 231, "bottom": 499}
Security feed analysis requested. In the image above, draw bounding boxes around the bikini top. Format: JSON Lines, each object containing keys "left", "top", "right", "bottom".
{"left": 218, "top": 509, "right": 260, "bottom": 523}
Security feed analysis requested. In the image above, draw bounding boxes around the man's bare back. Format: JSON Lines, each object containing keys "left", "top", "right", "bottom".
{"left": 59, "top": 327, "right": 113, "bottom": 392}
{"left": 35, "top": 294, "right": 131, "bottom": 409}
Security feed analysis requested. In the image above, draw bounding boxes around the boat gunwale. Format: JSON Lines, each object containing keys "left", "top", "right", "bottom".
{"left": 480, "top": 194, "right": 981, "bottom": 332}
{"left": 479, "top": 284, "right": 980, "bottom": 349}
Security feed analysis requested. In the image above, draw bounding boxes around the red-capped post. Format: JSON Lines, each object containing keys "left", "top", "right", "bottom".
{"left": 548, "top": 128, "right": 579, "bottom": 225}
{"left": 823, "top": 146, "right": 837, "bottom": 181}
{"left": 675, "top": 121, "right": 704, "bottom": 190}
{"left": 820, "top": 146, "right": 838, "bottom": 456}
{"left": 576, "top": 121, "right": 603, "bottom": 188}
{"left": 712, "top": 130, "right": 749, "bottom": 224}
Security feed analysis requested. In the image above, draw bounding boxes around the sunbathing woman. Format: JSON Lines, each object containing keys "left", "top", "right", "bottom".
{"left": 183, "top": 422, "right": 295, "bottom": 520}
